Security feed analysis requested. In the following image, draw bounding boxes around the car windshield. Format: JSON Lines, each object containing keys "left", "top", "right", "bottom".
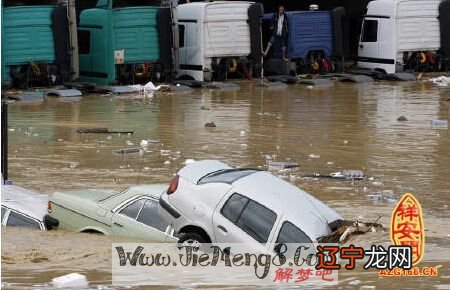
{"left": 197, "top": 169, "right": 260, "bottom": 185}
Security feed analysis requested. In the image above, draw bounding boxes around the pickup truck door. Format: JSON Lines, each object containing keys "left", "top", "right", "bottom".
{"left": 112, "top": 197, "right": 176, "bottom": 242}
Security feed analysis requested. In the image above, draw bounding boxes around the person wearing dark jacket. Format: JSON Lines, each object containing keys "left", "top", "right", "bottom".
{"left": 263, "top": 5, "right": 289, "bottom": 61}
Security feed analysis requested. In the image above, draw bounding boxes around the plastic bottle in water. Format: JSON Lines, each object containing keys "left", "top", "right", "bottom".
{"left": 430, "top": 119, "right": 448, "bottom": 129}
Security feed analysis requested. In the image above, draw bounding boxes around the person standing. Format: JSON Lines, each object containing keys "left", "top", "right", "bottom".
{"left": 263, "top": 5, "right": 289, "bottom": 61}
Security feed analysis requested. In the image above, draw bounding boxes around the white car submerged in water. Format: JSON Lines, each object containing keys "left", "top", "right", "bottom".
{"left": 159, "top": 160, "right": 343, "bottom": 248}
{"left": 1, "top": 181, "right": 58, "bottom": 230}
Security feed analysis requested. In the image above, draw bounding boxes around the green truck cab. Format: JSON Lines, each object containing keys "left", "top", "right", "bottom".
{"left": 1, "top": 0, "right": 74, "bottom": 88}
{"left": 77, "top": 0, "right": 173, "bottom": 85}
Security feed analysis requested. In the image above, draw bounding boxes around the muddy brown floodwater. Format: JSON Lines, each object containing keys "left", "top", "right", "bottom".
{"left": 2, "top": 80, "right": 450, "bottom": 289}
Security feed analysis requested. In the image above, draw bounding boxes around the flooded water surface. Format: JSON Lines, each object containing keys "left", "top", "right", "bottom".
{"left": 2, "top": 80, "right": 450, "bottom": 288}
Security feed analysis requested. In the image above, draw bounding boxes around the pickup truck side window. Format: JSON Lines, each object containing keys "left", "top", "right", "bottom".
{"left": 137, "top": 199, "right": 169, "bottom": 232}
{"left": 361, "top": 19, "right": 378, "bottom": 42}
{"left": 276, "top": 221, "right": 312, "bottom": 244}
{"left": 6, "top": 211, "right": 41, "bottom": 229}
{"left": 120, "top": 199, "right": 145, "bottom": 219}
{"left": 221, "top": 193, "right": 277, "bottom": 243}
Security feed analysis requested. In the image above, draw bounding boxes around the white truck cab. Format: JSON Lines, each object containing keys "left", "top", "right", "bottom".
{"left": 176, "top": 1, "right": 262, "bottom": 81}
{"left": 358, "top": 0, "right": 442, "bottom": 73}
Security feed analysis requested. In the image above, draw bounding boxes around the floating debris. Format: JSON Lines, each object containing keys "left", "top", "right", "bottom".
{"left": 267, "top": 161, "right": 300, "bottom": 170}
{"left": 69, "top": 162, "right": 79, "bottom": 169}
{"left": 429, "top": 76, "right": 450, "bottom": 87}
{"left": 140, "top": 139, "right": 160, "bottom": 147}
{"left": 299, "top": 78, "right": 332, "bottom": 86}
{"left": 206, "top": 82, "right": 240, "bottom": 90}
{"left": 114, "top": 147, "right": 143, "bottom": 154}
{"left": 267, "top": 75, "right": 298, "bottom": 84}
{"left": 331, "top": 170, "right": 364, "bottom": 180}
{"left": 160, "top": 149, "right": 171, "bottom": 156}
{"left": 77, "top": 128, "right": 134, "bottom": 134}
{"left": 339, "top": 75, "right": 374, "bottom": 83}
{"left": 47, "top": 89, "right": 83, "bottom": 97}
{"left": 318, "top": 220, "right": 384, "bottom": 243}
{"left": 305, "top": 169, "right": 365, "bottom": 180}
{"left": 348, "top": 280, "right": 362, "bottom": 286}
{"left": 164, "top": 160, "right": 171, "bottom": 165}
{"left": 51, "top": 273, "right": 88, "bottom": 288}
{"left": 367, "top": 191, "right": 397, "bottom": 203}
{"left": 173, "top": 79, "right": 204, "bottom": 88}
{"left": 308, "top": 153, "right": 321, "bottom": 159}
{"left": 6, "top": 91, "right": 45, "bottom": 101}
{"left": 200, "top": 106, "right": 210, "bottom": 110}
{"left": 204, "top": 122, "right": 216, "bottom": 128}
{"left": 397, "top": 116, "right": 408, "bottom": 122}
{"left": 385, "top": 72, "right": 416, "bottom": 81}
{"left": 430, "top": 119, "right": 448, "bottom": 129}
{"left": 129, "top": 81, "right": 171, "bottom": 94}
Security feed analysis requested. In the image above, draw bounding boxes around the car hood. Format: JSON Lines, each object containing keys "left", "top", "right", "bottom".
{"left": 178, "top": 160, "right": 232, "bottom": 184}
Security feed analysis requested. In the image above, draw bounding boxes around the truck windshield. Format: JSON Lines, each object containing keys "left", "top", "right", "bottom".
{"left": 3, "top": 0, "right": 57, "bottom": 7}
{"left": 197, "top": 169, "right": 260, "bottom": 185}
{"left": 113, "top": 0, "right": 158, "bottom": 8}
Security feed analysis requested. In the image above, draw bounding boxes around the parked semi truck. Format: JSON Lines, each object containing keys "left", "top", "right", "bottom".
{"left": 1, "top": 0, "right": 77, "bottom": 88}
{"left": 262, "top": 7, "right": 345, "bottom": 74}
{"left": 77, "top": 0, "right": 173, "bottom": 85}
{"left": 358, "top": 0, "right": 450, "bottom": 73}
{"left": 176, "top": 1, "right": 263, "bottom": 81}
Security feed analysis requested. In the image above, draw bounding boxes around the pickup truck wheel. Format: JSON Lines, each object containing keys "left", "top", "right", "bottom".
{"left": 178, "top": 232, "right": 207, "bottom": 248}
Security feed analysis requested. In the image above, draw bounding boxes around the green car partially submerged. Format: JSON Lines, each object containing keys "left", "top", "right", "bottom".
{"left": 48, "top": 184, "right": 177, "bottom": 242}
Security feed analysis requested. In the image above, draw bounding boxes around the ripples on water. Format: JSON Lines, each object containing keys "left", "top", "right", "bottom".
{"left": 3, "top": 80, "right": 450, "bottom": 288}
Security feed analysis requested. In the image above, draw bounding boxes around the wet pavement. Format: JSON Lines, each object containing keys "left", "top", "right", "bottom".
{"left": 2, "top": 80, "right": 450, "bottom": 288}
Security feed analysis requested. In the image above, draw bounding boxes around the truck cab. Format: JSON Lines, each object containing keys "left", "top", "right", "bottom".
{"left": 262, "top": 7, "right": 345, "bottom": 74}
{"left": 1, "top": 0, "right": 74, "bottom": 88}
{"left": 358, "top": 0, "right": 444, "bottom": 73}
{"left": 176, "top": 1, "right": 262, "bottom": 81}
{"left": 357, "top": 1, "right": 396, "bottom": 73}
{"left": 77, "top": 0, "right": 173, "bottom": 85}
